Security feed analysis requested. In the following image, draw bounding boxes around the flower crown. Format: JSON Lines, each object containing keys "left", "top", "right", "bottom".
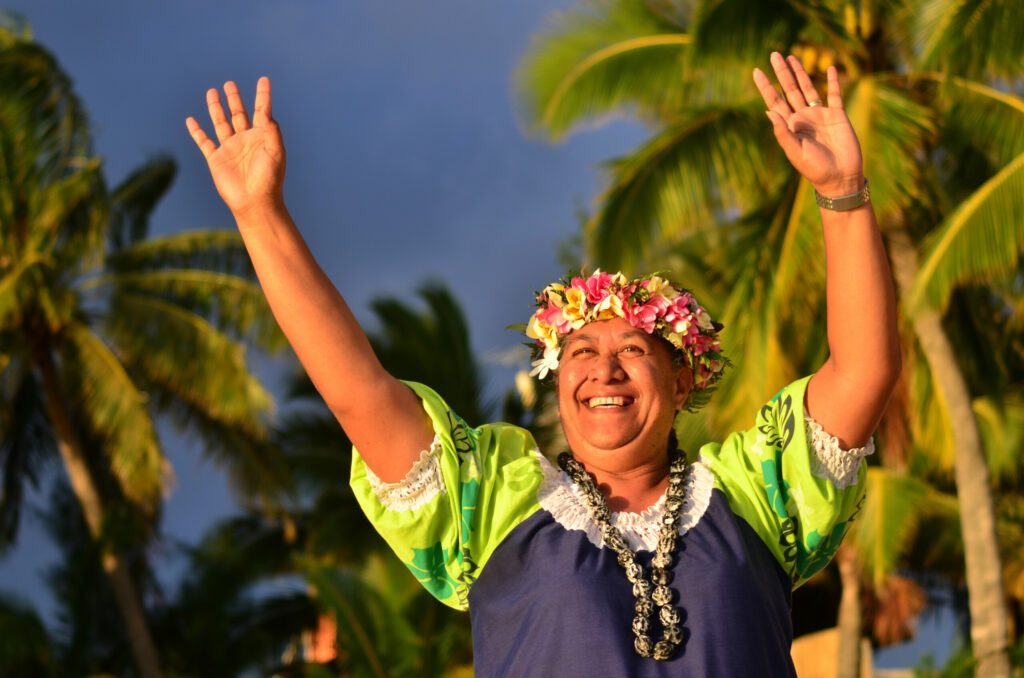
{"left": 525, "top": 270, "right": 728, "bottom": 410}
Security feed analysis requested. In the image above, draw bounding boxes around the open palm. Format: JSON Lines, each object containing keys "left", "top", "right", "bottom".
{"left": 753, "top": 53, "right": 864, "bottom": 195}
{"left": 186, "top": 77, "right": 285, "bottom": 216}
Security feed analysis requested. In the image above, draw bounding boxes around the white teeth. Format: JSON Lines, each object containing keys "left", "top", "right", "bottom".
{"left": 588, "top": 396, "right": 630, "bottom": 408}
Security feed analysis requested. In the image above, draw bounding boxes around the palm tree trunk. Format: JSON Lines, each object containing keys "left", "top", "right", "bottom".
{"left": 836, "top": 546, "right": 862, "bottom": 678}
{"left": 34, "top": 347, "right": 163, "bottom": 678}
{"left": 887, "top": 229, "right": 1010, "bottom": 678}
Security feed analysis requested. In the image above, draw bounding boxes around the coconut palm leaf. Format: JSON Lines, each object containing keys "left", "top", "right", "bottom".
{"left": 848, "top": 467, "right": 959, "bottom": 587}
{"left": 691, "top": 0, "right": 852, "bottom": 63}
{"left": 104, "top": 229, "right": 256, "bottom": 279}
{"left": 516, "top": 0, "right": 690, "bottom": 140}
{"left": 86, "top": 268, "right": 286, "bottom": 350}
{"left": 844, "top": 76, "right": 935, "bottom": 224}
{"left": 907, "top": 339, "right": 956, "bottom": 475}
{"left": 0, "top": 369, "right": 55, "bottom": 552}
{"left": 369, "top": 283, "right": 490, "bottom": 425}
{"left": 909, "top": 152, "right": 1024, "bottom": 311}
{"left": 302, "top": 558, "right": 421, "bottom": 677}
{"left": 588, "top": 103, "right": 778, "bottom": 270}
{"left": 916, "top": 0, "right": 1024, "bottom": 79}
{"left": 973, "top": 394, "right": 1024, "bottom": 486}
{"left": 928, "top": 75, "right": 1024, "bottom": 169}
{"left": 59, "top": 323, "right": 165, "bottom": 509}
{"left": 108, "top": 155, "right": 175, "bottom": 250}
{"left": 0, "top": 592, "right": 58, "bottom": 676}
{"left": 103, "top": 292, "right": 273, "bottom": 434}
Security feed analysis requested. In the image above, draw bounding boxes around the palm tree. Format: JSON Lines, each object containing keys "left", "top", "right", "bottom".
{"left": 0, "top": 18, "right": 287, "bottom": 676}
{"left": 516, "top": 1, "right": 1023, "bottom": 674}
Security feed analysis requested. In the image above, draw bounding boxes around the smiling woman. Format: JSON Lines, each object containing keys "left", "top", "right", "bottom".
{"left": 187, "top": 51, "right": 899, "bottom": 676}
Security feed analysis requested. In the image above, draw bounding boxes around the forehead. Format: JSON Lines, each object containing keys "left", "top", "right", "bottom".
{"left": 562, "top": 319, "right": 656, "bottom": 346}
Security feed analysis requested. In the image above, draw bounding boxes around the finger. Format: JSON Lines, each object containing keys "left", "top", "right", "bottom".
{"left": 185, "top": 117, "right": 217, "bottom": 159}
{"left": 764, "top": 110, "right": 801, "bottom": 159}
{"left": 206, "top": 88, "right": 234, "bottom": 143}
{"left": 253, "top": 76, "right": 272, "bottom": 126}
{"left": 826, "top": 66, "right": 844, "bottom": 109}
{"left": 223, "top": 81, "right": 250, "bottom": 132}
{"left": 787, "top": 55, "right": 822, "bottom": 107}
{"left": 753, "top": 67, "right": 792, "bottom": 118}
{"left": 770, "top": 51, "right": 808, "bottom": 110}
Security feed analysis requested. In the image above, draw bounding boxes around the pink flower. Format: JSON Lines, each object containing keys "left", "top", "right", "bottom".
{"left": 572, "top": 270, "right": 614, "bottom": 304}
{"left": 539, "top": 304, "right": 571, "bottom": 334}
{"left": 663, "top": 294, "right": 698, "bottom": 337}
{"left": 625, "top": 295, "right": 669, "bottom": 334}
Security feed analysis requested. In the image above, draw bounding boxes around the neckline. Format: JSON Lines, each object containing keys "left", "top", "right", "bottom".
{"left": 533, "top": 451, "right": 714, "bottom": 552}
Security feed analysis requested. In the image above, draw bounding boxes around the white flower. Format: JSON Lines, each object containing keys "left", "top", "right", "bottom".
{"left": 696, "top": 307, "right": 713, "bottom": 331}
{"left": 529, "top": 346, "right": 560, "bottom": 380}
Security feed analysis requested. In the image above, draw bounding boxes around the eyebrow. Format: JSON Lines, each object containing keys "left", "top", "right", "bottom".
{"left": 562, "top": 329, "right": 650, "bottom": 347}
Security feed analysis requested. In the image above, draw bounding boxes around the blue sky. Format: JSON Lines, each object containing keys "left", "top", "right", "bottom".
{"left": 0, "top": 1, "right": 955, "bottom": 667}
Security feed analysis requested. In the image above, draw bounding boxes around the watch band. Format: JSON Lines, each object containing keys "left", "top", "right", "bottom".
{"left": 814, "top": 178, "right": 870, "bottom": 211}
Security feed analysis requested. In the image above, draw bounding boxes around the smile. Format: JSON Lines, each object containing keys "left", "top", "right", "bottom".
{"left": 586, "top": 396, "right": 634, "bottom": 408}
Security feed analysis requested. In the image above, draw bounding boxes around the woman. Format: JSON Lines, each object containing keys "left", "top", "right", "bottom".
{"left": 187, "top": 53, "right": 899, "bottom": 675}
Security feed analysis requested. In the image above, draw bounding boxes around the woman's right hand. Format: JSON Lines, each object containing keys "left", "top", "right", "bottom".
{"left": 186, "top": 77, "right": 285, "bottom": 218}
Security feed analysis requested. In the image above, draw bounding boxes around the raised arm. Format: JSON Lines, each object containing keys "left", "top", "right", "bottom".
{"left": 186, "top": 77, "right": 431, "bottom": 481}
{"left": 753, "top": 54, "right": 900, "bottom": 448}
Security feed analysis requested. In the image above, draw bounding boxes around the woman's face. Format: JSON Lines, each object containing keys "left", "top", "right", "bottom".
{"left": 555, "top": 317, "right": 691, "bottom": 467}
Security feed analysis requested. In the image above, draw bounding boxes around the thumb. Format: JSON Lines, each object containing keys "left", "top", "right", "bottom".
{"left": 764, "top": 110, "right": 801, "bottom": 159}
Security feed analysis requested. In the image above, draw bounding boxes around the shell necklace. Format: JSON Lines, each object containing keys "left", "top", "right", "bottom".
{"left": 557, "top": 448, "right": 689, "bottom": 661}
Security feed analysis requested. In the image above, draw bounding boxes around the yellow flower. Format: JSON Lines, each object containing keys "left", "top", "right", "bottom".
{"left": 543, "top": 283, "right": 566, "bottom": 308}
{"left": 526, "top": 313, "right": 559, "bottom": 347}
{"left": 646, "top": 276, "right": 678, "bottom": 300}
{"left": 594, "top": 293, "right": 624, "bottom": 320}
{"left": 563, "top": 286, "right": 588, "bottom": 329}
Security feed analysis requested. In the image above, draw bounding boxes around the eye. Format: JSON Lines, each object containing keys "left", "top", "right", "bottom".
{"left": 620, "top": 344, "right": 644, "bottom": 355}
{"left": 571, "top": 346, "right": 594, "bottom": 357}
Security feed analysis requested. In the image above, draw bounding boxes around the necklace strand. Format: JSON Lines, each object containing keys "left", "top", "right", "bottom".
{"left": 557, "top": 449, "right": 689, "bottom": 661}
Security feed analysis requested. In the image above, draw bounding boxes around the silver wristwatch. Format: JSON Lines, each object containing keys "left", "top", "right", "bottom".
{"left": 814, "top": 178, "right": 870, "bottom": 211}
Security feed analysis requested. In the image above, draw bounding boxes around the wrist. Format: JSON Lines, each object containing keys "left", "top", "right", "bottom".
{"left": 232, "top": 196, "right": 288, "bottom": 226}
{"left": 813, "top": 174, "right": 865, "bottom": 197}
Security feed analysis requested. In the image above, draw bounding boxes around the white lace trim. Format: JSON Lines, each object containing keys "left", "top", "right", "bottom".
{"left": 534, "top": 451, "right": 715, "bottom": 552}
{"left": 365, "top": 434, "right": 445, "bottom": 511}
{"left": 805, "top": 414, "right": 875, "bottom": 489}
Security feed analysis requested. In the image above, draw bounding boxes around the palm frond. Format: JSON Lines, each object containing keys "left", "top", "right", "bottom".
{"left": 0, "top": 369, "right": 56, "bottom": 553}
{"left": 516, "top": 0, "right": 689, "bottom": 140}
{"left": 588, "top": 103, "right": 778, "bottom": 270}
{"left": 302, "top": 558, "right": 421, "bottom": 677}
{"left": 59, "top": 322, "right": 165, "bottom": 510}
{"left": 928, "top": 75, "right": 1024, "bottom": 170}
{"left": 907, "top": 341, "right": 955, "bottom": 476}
{"left": 0, "top": 592, "right": 57, "bottom": 675}
{"left": 109, "top": 155, "right": 176, "bottom": 250}
{"left": 0, "top": 252, "right": 49, "bottom": 332}
{"left": 102, "top": 292, "right": 274, "bottom": 434}
{"left": 848, "top": 467, "right": 958, "bottom": 587}
{"left": 845, "top": 76, "right": 935, "bottom": 225}
{"left": 104, "top": 229, "right": 256, "bottom": 279}
{"left": 909, "top": 151, "right": 1024, "bottom": 311}
{"left": 27, "top": 158, "right": 107, "bottom": 272}
{"left": 692, "top": 0, "right": 852, "bottom": 64}
{"left": 84, "top": 268, "right": 286, "bottom": 351}
{"left": 916, "top": 0, "right": 1024, "bottom": 79}
{"left": 973, "top": 393, "right": 1024, "bottom": 486}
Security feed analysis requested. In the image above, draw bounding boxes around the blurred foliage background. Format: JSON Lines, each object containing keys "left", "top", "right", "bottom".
{"left": 1, "top": 0, "right": 1022, "bottom": 675}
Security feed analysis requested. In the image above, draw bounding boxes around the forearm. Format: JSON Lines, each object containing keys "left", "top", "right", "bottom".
{"left": 234, "top": 201, "right": 397, "bottom": 415}
{"left": 808, "top": 191, "right": 901, "bottom": 444}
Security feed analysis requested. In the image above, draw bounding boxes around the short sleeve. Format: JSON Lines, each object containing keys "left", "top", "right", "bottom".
{"left": 350, "top": 382, "right": 543, "bottom": 610}
{"left": 699, "top": 376, "right": 873, "bottom": 587}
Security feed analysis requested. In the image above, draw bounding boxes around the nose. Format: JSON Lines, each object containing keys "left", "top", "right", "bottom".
{"left": 590, "top": 352, "right": 625, "bottom": 382}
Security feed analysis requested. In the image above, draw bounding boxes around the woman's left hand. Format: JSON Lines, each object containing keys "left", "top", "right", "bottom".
{"left": 753, "top": 52, "right": 864, "bottom": 196}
